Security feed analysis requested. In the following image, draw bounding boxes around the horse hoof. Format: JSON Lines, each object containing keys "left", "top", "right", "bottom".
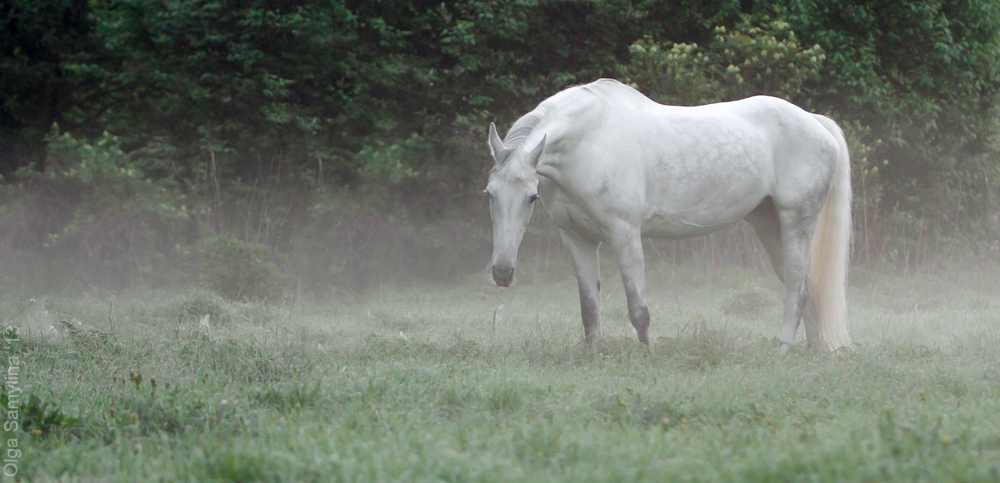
{"left": 779, "top": 343, "right": 791, "bottom": 356}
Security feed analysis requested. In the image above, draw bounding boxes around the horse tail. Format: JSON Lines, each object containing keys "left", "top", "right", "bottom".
{"left": 809, "top": 115, "right": 852, "bottom": 351}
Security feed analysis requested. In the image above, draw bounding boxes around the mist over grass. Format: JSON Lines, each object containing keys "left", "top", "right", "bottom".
{"left": 4, "top": 263, "right": 1000, "bottom": 481}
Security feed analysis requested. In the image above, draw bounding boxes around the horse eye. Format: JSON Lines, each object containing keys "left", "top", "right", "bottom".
{"left": 529, "top": 194, "right": 540, "bottom": 203}
{"left": 483, "top": 190, "right": 493, "bottom": 201}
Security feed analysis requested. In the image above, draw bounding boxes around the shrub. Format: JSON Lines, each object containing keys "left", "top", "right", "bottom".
{"left": 203, "top": 237, "right": 284, "bottom": 301}
{"left": 623, "top": 17, "right": 825, "bottom": 105}
{"left": 0, "top": 125, "right": 196, "bottom": 291}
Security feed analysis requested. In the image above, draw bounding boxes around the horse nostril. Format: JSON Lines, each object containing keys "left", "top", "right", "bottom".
{"left": 492, "top": 265, "right": 514, "bottom": 287}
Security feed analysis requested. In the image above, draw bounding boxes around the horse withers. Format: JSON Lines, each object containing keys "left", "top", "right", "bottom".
{"left": 484, "top": 79, "right": 851, "bottom": 353}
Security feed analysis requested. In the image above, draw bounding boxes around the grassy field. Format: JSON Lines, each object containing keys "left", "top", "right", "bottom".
{"left": 4, "top": 261, "right": 1000, "bottom": 482}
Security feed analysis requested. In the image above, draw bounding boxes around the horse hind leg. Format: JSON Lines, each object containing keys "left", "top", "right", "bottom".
{"left": 802, "top": 287, "right": 820, "bottom": 347}
{"left": 745, "top": 197, "right": 784, "bottom": 282}
{"left": 748, "top": 197, "right": 823, "bottom": 353}
{"left": 776, "top": 207, "right": 823, "bottom": 354}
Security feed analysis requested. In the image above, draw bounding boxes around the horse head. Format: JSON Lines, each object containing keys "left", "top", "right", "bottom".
{"left": 485, "top": 122, "right": 546, "bottom": 287}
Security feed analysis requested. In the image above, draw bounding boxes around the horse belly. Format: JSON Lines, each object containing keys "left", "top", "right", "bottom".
{"left": 639, "top": 126, "right": 772, "bottom": 238}
{"left": 640, "top": 176, "right": 769, "bottom": 239}
{"left": 641, "top": 214, "right": 739, "bottom": 239}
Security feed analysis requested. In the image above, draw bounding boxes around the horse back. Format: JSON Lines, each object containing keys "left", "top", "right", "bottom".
{"left": 535, "top": 82, "right": 838, "bottom": 238}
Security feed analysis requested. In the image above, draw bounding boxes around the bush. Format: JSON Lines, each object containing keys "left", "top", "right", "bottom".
{"left": 203, "top": 237, "right": 284, "bottom": 302}
{"left": 0, "top": 125, "right": 196, "bottom": 291}
{"left": 623, "top": 16, "right": 826, "bottom": 106}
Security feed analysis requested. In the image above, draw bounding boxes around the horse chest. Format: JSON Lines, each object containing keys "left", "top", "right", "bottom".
{"left": 538, "top": 180, "right": 604, "bottom": 240}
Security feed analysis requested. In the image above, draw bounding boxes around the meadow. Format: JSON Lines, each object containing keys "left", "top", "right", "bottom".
{"left": 4, "top": 259, "right": 1000, "bottom": 482}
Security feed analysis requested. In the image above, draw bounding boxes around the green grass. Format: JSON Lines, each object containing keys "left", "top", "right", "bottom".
{"left": 4, "top": 263, "right": 1000, "bottom": 481}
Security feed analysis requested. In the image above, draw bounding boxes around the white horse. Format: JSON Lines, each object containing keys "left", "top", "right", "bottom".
{"left": 485, "top": 79, "right": 851, "bottom": 353}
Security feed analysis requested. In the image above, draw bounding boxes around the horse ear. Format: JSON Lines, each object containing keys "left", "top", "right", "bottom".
{"left": 526, "top": 134, "right": 547, "bottom": 168}
{"left": 488, "top": 123, "right": 505, "bottom": 163}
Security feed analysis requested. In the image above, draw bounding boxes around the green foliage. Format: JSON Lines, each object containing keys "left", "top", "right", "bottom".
{"left": 625, "top": 40, "right": 720, "bottom": 105}
{"left": 3, "top": 0, "right": 745, "bottom": 186}
{"left": 0, "top": 126, "right": 195, "bottom": 290}
{"left": 624, "top": 16, "right": 827, "bottom": 105}
{"left": 622, "top": 4, "right": 1000, "bottom": 266}
{"left": 3, "top": 0, "right": 1000, "bottom": 294}
{"left": 357, "top": 133, "right": 426, "bottom": 184}
{"left": 203, "top": 237, "right": 284, "bottom": 302}
{"left": 37, "top": 125, "right": 135, "bottom": 183}
{"left": 762, "top": 0, "right": 1000, "bottom": 264}
{"left": 3, "top": 392, "right": 80, "bottom": 438}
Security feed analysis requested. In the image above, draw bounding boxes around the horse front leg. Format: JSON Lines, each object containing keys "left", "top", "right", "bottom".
{"left": 559, "top": 230, "right": 602, "bottom": 348}
{"left": 608, "top": 227, "right": 651, "bottom": 346}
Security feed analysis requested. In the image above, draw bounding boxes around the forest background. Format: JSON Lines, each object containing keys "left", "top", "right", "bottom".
{"left": 2, "top": 0, "right": 999, "bottom": 297}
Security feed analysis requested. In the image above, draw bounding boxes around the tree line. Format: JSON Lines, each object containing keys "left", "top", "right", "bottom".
{"left": 2, "top": 0, "right": 999, "bottom": 292}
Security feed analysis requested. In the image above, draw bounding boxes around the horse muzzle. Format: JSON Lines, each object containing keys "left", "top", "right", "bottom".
{"left": 492, "top": 264, "right": 514, "bottom": 287}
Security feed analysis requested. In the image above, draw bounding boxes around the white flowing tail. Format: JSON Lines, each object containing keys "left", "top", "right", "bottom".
{"left": 809, "top": 115, "right": 852, "bottom": 350}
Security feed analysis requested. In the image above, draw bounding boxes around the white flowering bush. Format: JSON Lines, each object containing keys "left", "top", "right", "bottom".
{"left": 623, "top": 17, "right": 826, "bottom": 104}
{"left": 712, "top": 20, "right": 826, "bottom": 100}
{"left": 625, "top": 40, "right": 721, "bottom": 106}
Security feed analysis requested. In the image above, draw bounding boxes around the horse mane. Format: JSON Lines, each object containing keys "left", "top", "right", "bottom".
{"left": 491, "top": 106, "right": 548, "bottom": 182}
{"left": 490, "top": 80, "right": 631, "bottom": 182}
